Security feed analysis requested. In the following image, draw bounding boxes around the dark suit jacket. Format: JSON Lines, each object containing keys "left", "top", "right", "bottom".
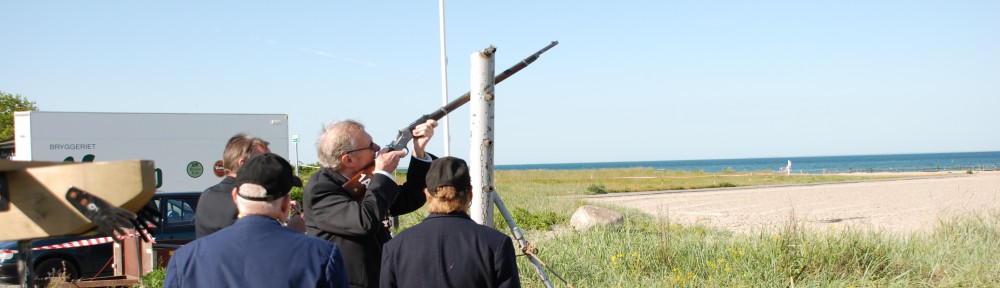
{"left": 194, "top": 176, "right": 237, "bottom": 238}
{"left": 380, "top": 212, "right": 521, "bottom": 288}
{"left": 303, "top": 156, "right": 432, "bottom": 288}
{"left": 165, "top": 215, "right": 349, "bottom": 288}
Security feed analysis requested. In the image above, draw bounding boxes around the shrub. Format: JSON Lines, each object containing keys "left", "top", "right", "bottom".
{"left": 289, "top": 187, "right": 303, "bottom": 203}
{"left": 586, "top": 184, "right": 608, "bottom": 194}
{"left": 715, "top": 182, "right": 737, "bottom": 188}
{"left": 137, "top": 268, "right": 165, "bottom": 288}
{"left": 504, "top": 207, "right": 563, "bottom": 231}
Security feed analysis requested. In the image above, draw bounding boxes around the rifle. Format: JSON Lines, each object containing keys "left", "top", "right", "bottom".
{"left": 343, "top": 41, "right": 559, "bottom": 198}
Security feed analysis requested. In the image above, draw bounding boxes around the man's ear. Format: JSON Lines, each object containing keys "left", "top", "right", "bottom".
{"left": 423, "top": 188, "right": 432, "bottom": 201}
{"left": 276, "top": 195, "right": 291, "bottom": 222}
{"left": 281, "top": 196, "right": 291, "bottom": 214}
{"left": 231, "top": 187, "right": 239, "bottom": 204}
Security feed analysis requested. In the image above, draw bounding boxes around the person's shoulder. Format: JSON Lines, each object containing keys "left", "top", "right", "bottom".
{"left": 432, "top": 216, "right": 510, "bottom": 246}
{"left": 306, "top": 169, "right": 325, "bottom": 182}
{"left": 285, "top": 228, "right": 334, "bottom": 245}
{"left": 385, "top": 222, "right": 430, "bottom": 246}
{"left": 285, "top": 232, "right": 342, "bottom": 255}
{"left": 304, "top": 170, "right": 343, "bottom": 191}
{"left": 170, "top": 237, "right": 205, "bottom": 259}
{"left": 464, "top": 220, "right": 511, "bottom": 241}
{"left": 390, "top": 222, "right": 425, "bottom": 239}
{"left": 202, "top": 177, "right": 235, "bottom": 194}
{"left": 199, "top": 183, "right": 219, "bottom": 195}
{"left": 196, "top": 226, "right": 237, "bottom": 242}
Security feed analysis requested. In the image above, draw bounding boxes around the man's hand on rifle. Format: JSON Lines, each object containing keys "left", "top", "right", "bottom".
{"left": 411, "top": 119, "right": 438, "bottom": 159}
{"left": 375, "top": 149, "right": 406, "bottom": 173}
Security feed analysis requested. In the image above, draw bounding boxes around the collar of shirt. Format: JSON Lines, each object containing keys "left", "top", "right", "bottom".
{"left": 238, "top": 214, "right": 286, "bottom": 226}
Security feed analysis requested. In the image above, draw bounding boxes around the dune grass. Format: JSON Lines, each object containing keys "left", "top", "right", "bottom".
{"left": 495, "top": 168, "right": 908, "bottom": 194}
{"left": 519, "top": 209, "right": 1000, "bottom": 287}
{"left": 145, "top": 168, "right": 988, "bottom": 287}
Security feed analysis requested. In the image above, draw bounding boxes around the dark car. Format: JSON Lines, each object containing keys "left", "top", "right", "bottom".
{"left": 0, "top": 192, "right": 200, "bottom": 285}
{"left": 149, "top": 192, "right": 200, "bottom": 266}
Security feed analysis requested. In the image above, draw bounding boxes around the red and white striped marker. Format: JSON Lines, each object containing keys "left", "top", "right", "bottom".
{"left": 0, "top": 233, "right": 152, "bottom": 259}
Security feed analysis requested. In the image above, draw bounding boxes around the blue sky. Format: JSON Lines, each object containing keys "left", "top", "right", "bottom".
{"left": 3, "top": 1, "right": 998, "bottom": 165}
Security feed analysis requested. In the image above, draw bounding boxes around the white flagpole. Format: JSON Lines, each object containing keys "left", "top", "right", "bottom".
{"left": 470, "top": 47, "right": 496, "bottom": 226}
{"left": 438, "top": 0, "right": 451, "bottom": 156}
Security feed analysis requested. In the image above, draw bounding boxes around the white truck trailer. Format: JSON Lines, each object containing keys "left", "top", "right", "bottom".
{"left": 12, "top": 111, "right": 290, "bottom": 192}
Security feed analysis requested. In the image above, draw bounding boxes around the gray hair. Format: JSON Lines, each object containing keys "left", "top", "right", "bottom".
{"left": 234, "top": 184, "right": 284, "bottom": 215}
{"left": 317, "top": 120, "right": 365, "bottom": 170}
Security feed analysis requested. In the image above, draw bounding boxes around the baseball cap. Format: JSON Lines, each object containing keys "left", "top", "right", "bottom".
{"left": 425, "top": 157, "right": 471, "bottom": 197}
{"left": 236, "top": 153, "right": 302, "bottom": 201}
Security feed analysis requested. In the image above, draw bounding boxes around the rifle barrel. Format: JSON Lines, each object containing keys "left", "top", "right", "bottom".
{"left": 344, "top": 41, "right": 558, "bottom": 196}
{"left": 426, "top": 41, "right": 559, "bottom": 121}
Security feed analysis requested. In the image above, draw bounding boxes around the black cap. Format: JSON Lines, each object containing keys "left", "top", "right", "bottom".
{"left": 425, "top": 157, "right": 471, "bottom": 196}
{"left": 236, "top": 153, "right": 302, "bottom": 201}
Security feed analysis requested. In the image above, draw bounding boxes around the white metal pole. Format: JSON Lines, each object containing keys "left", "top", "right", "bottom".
{"left": 469, "top": 47, "right": 496, "bottom": 226}
{"left": 495, "top": 194, "right": 555, "bottom": 288}
{"left": 438, "top": 0, "right": 451, "bottom": 156}
{"left": 293, "top": 134, "right": 300, "bottom": 176}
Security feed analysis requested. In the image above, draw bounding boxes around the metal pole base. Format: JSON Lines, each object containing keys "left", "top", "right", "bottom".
{"left": 493, "top": 193, "right": 554, "bottom": 288}
{"left": 17, "top": 240, "right": 34, "bottom": 288}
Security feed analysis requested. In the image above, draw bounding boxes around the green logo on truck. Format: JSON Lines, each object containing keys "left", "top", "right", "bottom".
{"left": 187, "top": 161, "right": 204, "bottom": 178}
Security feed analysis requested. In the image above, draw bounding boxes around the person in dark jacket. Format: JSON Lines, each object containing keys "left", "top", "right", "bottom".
{"left": 303, "top": 119, "right": 437, "bottom": 287}
{"left": 165, "top": 153, "right": 349, "bottom": 288}
{"left": 380, "top": 157, "right": 520, "bottom": 288}
{"left": 194, "top": 133, "right": 270, "bottom": 238}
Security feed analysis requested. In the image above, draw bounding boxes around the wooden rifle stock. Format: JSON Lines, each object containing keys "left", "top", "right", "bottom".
{"left": 342, "top": 41, "right": 559, "bottom": 199}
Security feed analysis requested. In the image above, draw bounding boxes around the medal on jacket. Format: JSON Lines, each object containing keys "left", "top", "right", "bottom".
{"left": 344, "top": 164, "right": 376, "bottom": 201}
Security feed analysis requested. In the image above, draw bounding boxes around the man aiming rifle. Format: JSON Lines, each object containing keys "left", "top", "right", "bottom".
{"left": 303, "top": 41, "right": 557, "bottom": 287}
{"left": 303, "top": 119, "right": 437, "bottom": 288}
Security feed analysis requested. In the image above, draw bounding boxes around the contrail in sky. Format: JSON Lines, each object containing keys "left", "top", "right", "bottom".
{"left": 294, "top": 46, "right": 376, "bottom": 67}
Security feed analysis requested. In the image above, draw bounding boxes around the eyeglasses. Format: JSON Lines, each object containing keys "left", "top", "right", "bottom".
{"left": 345, "top": 141, "right": 377, "bottom": 154}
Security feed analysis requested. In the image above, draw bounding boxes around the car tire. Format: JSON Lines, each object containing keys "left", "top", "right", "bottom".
{"left": 33, "top": 257, "right": 79, "bottom": 285}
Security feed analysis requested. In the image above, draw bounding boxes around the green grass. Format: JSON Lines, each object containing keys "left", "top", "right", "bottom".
{"left": 515, "top": 209, "right": 1000, "bottom": 287}
{"left": 494, "top": 168, "right": 907, "bottom": 194}
{"left": 398, "top": 168, "right": 992, "bottom": 287}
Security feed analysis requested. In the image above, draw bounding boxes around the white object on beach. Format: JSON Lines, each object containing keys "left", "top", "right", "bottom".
{"left": 570, "top": 205, "right": 623, "bottom": 231}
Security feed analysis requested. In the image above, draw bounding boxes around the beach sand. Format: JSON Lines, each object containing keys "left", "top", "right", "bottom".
{"left": 582, "top": 171, "right": 1000, "bottom": 235}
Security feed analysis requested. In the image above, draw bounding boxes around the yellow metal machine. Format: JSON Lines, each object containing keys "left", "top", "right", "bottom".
{"left": 0, "top": 159, "right": 157, "bottom": 287}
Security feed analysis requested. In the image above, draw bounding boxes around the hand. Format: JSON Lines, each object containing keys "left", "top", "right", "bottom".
{"left": 289, "top": 200, "right": 303, "bottom": 216}
{"left": 411, "top": 119, "right": 438, "bottom": 159}
{"left": 66, "top": 187, "right": 158, "bottom": 243}
{"left": 374, "top": 149, "right": 407, "bottom": 173}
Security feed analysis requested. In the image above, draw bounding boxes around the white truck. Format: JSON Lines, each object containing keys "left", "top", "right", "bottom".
{"left": 12, "top": 111, "right": 290, "bottom": 192}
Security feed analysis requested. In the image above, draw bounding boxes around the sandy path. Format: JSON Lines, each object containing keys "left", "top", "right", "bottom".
{"left": 582, "top": 171, "right": 1000, "bottom": 235}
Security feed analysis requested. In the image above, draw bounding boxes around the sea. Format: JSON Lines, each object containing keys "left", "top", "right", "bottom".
{"left": 495, "top": 151, "right": 1000, "bottom": 174}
